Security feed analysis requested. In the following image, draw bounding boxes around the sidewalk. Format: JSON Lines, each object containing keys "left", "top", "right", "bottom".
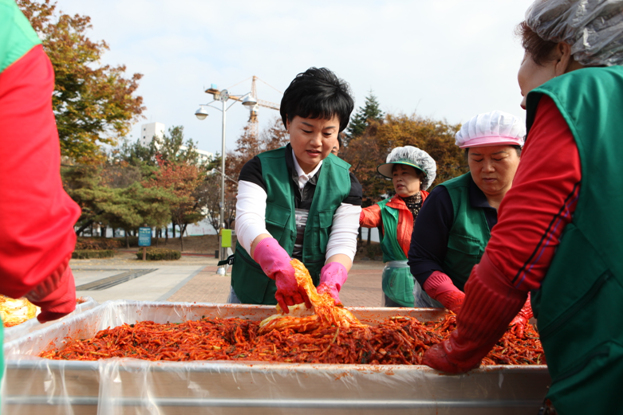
{"left": 71, "top": 252, "right": 385, "bottom": 307}
{"left": 166, "top": 260, "right": 385, "bottom": 307}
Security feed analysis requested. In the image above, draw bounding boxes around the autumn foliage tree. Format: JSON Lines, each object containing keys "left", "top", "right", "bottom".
{"left": 343, "top": 113, "right": 467, "bottom": 206}
{"left": 143, "top": 155, "right": 206, "bottom": 251}
{"left": 18, "top": 0, "right": 145, "bottom": 162}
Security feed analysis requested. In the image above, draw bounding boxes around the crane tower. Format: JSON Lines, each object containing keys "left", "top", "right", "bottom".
{"left": 204, "top": 76, "right": 281, "bottom": 139}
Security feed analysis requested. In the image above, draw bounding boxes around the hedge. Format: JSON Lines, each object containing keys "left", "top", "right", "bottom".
{"left": 72, "top": 250, "right": 115, "bottom": 259}
{"left": 136, "top": 248, "right": 181, "bottom": 261}
{"left": 75, "top": 238, "right": 123, "bottom": 250}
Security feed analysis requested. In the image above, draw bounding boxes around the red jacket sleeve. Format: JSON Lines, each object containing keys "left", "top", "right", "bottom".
{"left": 360, "top": 204, "right": 382, "bottom": 229}
{"left": 0, "top": 45, "right": 81, "bottom": 298}
{"left": 484, "top": 95, "right": 581, "bottom": 291}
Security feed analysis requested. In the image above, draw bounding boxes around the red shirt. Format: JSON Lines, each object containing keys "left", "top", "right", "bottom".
{"left": 0, "top": 45, "right": 81, "bottom": 297}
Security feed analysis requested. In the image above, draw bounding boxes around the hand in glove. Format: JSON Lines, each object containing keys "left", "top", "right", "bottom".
{"left": 26, "top": 263, "right": 76, "bottom": 323}
{"left": 509, "top": 295, "right": 533, "bottom": 338}
{"left": 423, "top": 255, "right": 528, "bottom": 374}
{"left": 317, "top": 262, "right": 348, "bottom": 306}
{"left": 423, "top": 271, "right": 465, "bottom": 314}
{"left": 253, "top": 237, "right": 311, "bottom": 312}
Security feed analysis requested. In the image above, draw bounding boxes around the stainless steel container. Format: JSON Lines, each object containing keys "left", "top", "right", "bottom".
{"left": 2, "top": 301, "right": 551, "bottom": 415}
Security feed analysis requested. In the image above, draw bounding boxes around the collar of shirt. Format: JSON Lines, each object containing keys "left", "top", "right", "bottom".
{"left": 291, "top": 148, "right": 322, "bottom": 190}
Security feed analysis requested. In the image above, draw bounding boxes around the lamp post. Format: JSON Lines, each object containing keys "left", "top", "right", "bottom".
{"left": 195, "top": 87, "right": 257, "bottom": 260}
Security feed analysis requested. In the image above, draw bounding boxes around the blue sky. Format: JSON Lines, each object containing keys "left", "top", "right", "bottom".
{"left": 55, "top": 0, "right": 535, "bottom": 157}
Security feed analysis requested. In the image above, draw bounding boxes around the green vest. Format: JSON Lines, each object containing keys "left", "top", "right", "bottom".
{"left": 439, "top": 173, "right": 491, "bottom": 290}
{"left": 378, "top": 199, "right": 415, "bottom": 307}
{"left": 231, "top": 148, "right": 352, "bottom": 304}
{"left": 0, "top": 0, "right": 42, "bottom": 73}
{"left": 527, "top": 67, "right": 623, "bottom": 415}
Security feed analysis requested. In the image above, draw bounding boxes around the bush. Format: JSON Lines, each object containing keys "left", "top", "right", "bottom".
{"left": 72, "top": 250, "right": 115, "bottom": 259}
{"left": 75, "top": 238, "right": 123, "bottom": 250}
{"left": 137, "top": 248, "right": 181, "bottom": 261}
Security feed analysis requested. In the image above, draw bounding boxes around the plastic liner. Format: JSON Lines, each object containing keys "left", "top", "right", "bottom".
{"left": 3, "top": 296, "right": 98, "bottom": 344}
{"left": 2, "top": 301, "right": 551, "bottom": 415}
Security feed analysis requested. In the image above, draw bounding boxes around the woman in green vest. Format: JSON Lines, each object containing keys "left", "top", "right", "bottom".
{"left": 360, "top": 146, "right": 436, "bottom": 307}
{"left": 231, "top": 67, "right": 362, "bottom": 312}
{"left": 408, "top": 110, "right": 529, "bottom": 317}
{"left": 423, "top": 2, "right": 623, "bottom": 413}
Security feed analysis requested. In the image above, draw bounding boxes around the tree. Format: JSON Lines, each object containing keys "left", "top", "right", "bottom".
{"left": 345, "top": 91, "right": 384, "bottom": 145}
{"left": 143, "top": 155, "right": 206, "bottom": 251}
{"left": 18, "top": 0, "right": 145, "bottom": 162}
{"left": 343, "top": 113, "right": 467, "bottom": 206}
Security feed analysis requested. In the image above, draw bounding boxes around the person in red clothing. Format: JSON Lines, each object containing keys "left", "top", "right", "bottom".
{"left": 423, "top": 1, "right": 623, "bottom": 413}
{"left": 360, "top": 146, "right": 436, "bottom": 307}
{"left": 0, "top": 1, "right": 81, "bottom": 327}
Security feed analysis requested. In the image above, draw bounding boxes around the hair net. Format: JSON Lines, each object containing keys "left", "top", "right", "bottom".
{"left": 455, "top": 110, "right": 526, "bottom": 149}
{"left": 377, "top": 146, "right": 437, "bottom": 191}
{"left": 526, "top": 0, "right": 623, "bottom": 66}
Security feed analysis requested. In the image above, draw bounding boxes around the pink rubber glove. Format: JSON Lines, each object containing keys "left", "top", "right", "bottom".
{"left": 253, "top": 238, "right": 311, "bottom": 313}
{"left": 26, "top": 264, "right": 77, "bottom": 323}
{"left": 423, "top": 271, "right": 465, "bottom": 314}
{"left": 509, "top": 294, "right": 533, "bottom": 338}
{"left": 423, "top": 254, "right": 527, "bottom": 374}
{"left": 317, "top": 262, "right": 348, "bottom": 306}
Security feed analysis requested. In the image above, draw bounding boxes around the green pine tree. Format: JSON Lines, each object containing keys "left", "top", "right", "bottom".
{"left": 345, "top": 91, "right": 384, "bottom": 145}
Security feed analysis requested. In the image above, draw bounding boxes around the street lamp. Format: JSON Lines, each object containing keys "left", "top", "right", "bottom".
{"left": 195, "top": 87, "right": 257, "bottom": 261}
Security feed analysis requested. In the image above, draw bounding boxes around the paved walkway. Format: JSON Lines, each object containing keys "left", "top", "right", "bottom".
{"left": 166, "top": 261, "right": 385, "bottom": 306}
{"left": 71, "top": 252, "right": 385, "bottom": 307}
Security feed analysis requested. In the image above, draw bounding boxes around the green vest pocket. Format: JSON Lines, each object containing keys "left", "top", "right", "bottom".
{"left": 444, "top": 233, "right": 484, "bottom": 290}
{"left": 547, "top": 340, "right": 623, "bottom": 415}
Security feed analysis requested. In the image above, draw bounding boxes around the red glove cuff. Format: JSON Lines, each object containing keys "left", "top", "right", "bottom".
{"left": 28, "top": 266, "right": 76, "bottom": 323}
{"left": 423, "top": 271, "right": 464, "bottom": 313}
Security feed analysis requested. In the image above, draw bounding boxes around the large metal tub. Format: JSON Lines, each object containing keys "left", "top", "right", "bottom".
{"left": 2, "top": 301, "right": 551, "bottom": 415}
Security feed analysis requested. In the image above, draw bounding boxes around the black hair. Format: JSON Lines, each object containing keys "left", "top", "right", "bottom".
{"left": 336, "top": 134, "right": 343, "bottom": 149}
{"left": 280, "top": 67, "right": 354, "bottom": 133}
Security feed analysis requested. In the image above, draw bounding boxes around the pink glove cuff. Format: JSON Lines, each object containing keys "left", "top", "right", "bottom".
{"left": 319, "top": 262, "right": 348, "bottom": 290}
{"left": 252, "top": 237, "right": 291, "bottom": 280}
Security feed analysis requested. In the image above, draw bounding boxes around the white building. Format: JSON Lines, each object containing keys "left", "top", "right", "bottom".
{"left": 179, "top": 146, "right": 213, "bottom": 165}
{"left": 140, "top": 122, "right": 166, "bottom": 147}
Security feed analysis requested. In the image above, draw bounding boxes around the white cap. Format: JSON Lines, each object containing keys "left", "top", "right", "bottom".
{"left": 455, "top": 110, "right": 526, "bottom": 149}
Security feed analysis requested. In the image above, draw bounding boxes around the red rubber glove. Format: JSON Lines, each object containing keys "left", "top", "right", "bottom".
{"left": 509, "top": 294, "right": 533, "bottom": 338}
{"left": 423, "top": 271, "right": 465, "bottom": 314}
{"left": 317, "top": 262, "right": 348, "bottom": 305}
{"left": 253, "top": 238, "right": 311, "bottom": 313}
{"left": 423, "top": 253, "right": 528, "bottom": 374}
{"left": 25, "top": 264, "right": 76, "bottom": 323}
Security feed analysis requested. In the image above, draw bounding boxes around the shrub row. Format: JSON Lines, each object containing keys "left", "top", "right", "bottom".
{"left": 136, "top": 248, "right": 181, "bottom": 261}
{"left": 75, "top": 238, "right": 123, "bottom": 250}
{"left": 72, "top": 250, "right": 115, "bottom": 259}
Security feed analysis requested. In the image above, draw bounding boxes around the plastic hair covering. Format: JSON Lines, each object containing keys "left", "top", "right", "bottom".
{"left": 526, "top": 0, "right": 623, "bottom": 66}
{"left": 385, "top": 146, "right": 437, "bottom": 191}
